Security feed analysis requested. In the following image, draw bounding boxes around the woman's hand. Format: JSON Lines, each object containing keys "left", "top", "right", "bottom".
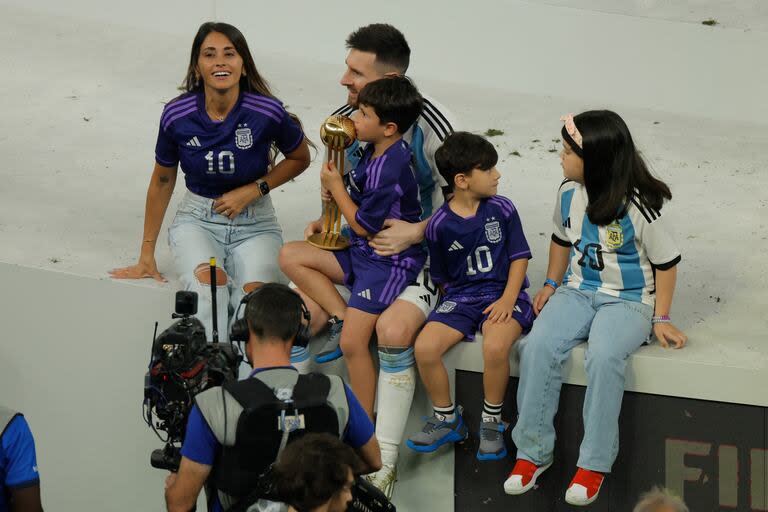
{"left": 533, "top": 286, "right": 556, "bottom": 316}
{"left": 319, "top": 161, "right": 343, "bottom": 195}
{"left": 304, "top": 217, "right": 324, "bottom": 239}
{"left": 109, "top": 254, "right": 166, "bottom": 282}
{"left": 653, "top": 322, "right": 687, "bottom": 349}
{"left": 214, "top": 184, "right": 259, "bottom": 219}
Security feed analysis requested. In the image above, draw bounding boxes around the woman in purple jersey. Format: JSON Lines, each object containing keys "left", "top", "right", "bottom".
{"left": 110, "top": 22, "right": 311, "bottom": 343}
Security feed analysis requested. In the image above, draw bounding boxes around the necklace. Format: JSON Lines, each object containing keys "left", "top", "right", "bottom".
{"left": 207, "top": 108, "right": 226, "bottom": 122}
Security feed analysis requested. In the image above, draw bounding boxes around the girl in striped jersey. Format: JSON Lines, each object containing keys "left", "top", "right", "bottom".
{"left": 506, "top": 111, "right": 687, "bottom": 506}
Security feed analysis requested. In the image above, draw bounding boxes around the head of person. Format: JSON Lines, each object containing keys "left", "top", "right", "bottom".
{"left": 352, "top": 76, "right": 422, "bottom": 144}
{"left": 632, "top": 487, "right": 689, "bottom": 512}
{"left": 244, "top": 283, "right": 307, "bottom": 353}
{"left": 435, "top": 131, "right": 500, "bottom": 199}
{"left": 273, "top": 433, "right": 365, "bottom": 512}
{"left": 560, "top": 110, "right": 672, "bottom": 226}
{"left": 341, "top": 23, "right": 411, "bottom": 106}
{"left": 181, "top": 22, "right": 274, "bottom": 98}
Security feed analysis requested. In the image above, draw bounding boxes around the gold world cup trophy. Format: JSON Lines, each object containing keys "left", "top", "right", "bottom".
{"left": 307, "top": 115, "right": 357, "bottom": 251}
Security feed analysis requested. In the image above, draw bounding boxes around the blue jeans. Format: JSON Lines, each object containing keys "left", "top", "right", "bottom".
{"left": 168, "top": 190, "right": 286, "bottom": 343}
{"left": 511, "top": 286, "right": 652, "bottom": 472}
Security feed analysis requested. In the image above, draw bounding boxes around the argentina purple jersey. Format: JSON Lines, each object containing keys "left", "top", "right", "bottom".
{"left": 346, "top": 140, "right": 424, "bottom": 260}
{"left": 154, "top": 91, "right": 304, "bottom": 198}
{"left": 426, "top": 196, "right": 532, "bottom": 300}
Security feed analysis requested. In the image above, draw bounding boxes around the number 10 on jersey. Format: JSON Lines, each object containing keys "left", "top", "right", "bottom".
{"left": 205, "top": 150, "right": 235, "bottom": 175}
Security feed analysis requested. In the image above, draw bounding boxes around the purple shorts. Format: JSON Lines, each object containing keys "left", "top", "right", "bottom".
{"left": 335, "top": 245, "right": 424, "bottom": 315}
{"left": 427, "top": 294, "right": 534, "bottom": 340}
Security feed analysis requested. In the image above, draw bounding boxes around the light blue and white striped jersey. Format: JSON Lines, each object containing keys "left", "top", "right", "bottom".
{"left": 330, "top": 94, "right": 457, "bottom": 220}
{"left": 552, "top": 180, "right": 681, "bottom": 306}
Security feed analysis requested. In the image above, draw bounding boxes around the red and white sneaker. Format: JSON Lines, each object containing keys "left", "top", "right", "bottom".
{"left": 565, "top": 467, "right": 605, "bottom": 506}
{"left": 503, "top": 459, "right": 552, "bottom": 495}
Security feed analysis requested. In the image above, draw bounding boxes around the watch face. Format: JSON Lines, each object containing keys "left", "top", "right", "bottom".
{"left": 259, "top": 181, "right": 269, "bottom": 195}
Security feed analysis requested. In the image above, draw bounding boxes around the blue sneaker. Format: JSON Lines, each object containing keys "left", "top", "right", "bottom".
{"left": 406, "top": 406, "right": 468, "bottom": 453}
{"left": 315, "top": 317, "right": 343, "bottom": 363}
{"left": 476, "top": 417, "right": 509, "bottom": 460}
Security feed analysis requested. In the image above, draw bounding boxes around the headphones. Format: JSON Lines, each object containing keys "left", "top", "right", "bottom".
{"left": 229, "top": 283, "right": 312, "bottom": 347}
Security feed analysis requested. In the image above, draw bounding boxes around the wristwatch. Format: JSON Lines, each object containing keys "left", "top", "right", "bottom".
{"left": 256, "top": 178, "right": 270, "bottom": 196}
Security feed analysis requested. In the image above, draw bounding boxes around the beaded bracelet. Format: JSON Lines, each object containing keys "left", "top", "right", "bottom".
{"left": 652, "top": 315, "right": 671, "bottom": 324}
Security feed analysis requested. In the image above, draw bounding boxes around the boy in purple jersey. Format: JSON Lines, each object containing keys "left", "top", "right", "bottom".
{"left": 280, "top": 76, "right": 426, "bottom": 418}
{"left": 406, "top": 132, "right": 534, "bottom": 461}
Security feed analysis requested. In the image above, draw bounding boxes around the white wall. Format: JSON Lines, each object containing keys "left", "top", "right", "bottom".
{"left": 3, "top": 0, "right": 767, "bottom": 125}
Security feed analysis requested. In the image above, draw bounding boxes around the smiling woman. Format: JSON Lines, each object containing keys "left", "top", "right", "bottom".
{"left": 109, "top": 22, "right": 312, "bottom": 346}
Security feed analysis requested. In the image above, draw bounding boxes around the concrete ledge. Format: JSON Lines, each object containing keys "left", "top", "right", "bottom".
{"left": 445, "top": 325, "right": 768, "bottom": 407}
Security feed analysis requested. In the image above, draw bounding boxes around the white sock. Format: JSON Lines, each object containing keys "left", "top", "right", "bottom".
{"left": 376, "top": 347, "right": 417, "bottom": 466}
{"left": 482, "top": 399, "right": 503, "bottom": 422}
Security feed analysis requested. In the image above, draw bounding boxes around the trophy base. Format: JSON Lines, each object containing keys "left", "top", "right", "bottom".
{"left": 307, "top": 232, "right": 350, "bottom": 251}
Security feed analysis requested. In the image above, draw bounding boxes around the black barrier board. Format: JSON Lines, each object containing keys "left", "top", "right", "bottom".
{"left": 454, "top": 370, "right": 767, "bottom": 511}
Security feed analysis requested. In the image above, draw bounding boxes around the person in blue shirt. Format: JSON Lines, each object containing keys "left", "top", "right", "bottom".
{"left": 0, "top": 407, "right": 43, "bottom": 512}
{"left": 111, "top": 22, "right": 311, "bottom": 344}
{"left": 164, "top": 284, "right": 380, "bottom": 512}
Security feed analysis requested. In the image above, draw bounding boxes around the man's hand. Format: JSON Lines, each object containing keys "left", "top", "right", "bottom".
{"left": 165, "top": 457, "right": 211, "bottom": 512}
{"left": 164, "top": 472, "right": 177, "bottom": 490}
{"left": 653, "top": 322, "right": 687, "bottom": 349}
{"left": 532, "top": 286, "right": 556, "bottom": 316}
{"left": 214, "top": 183, "right": 259, "bottom": 219}
{"left": 483, "top": 296, "right": 516, "bottom": 323}
{"left": 368, "top": 219, "right": 425, "bottom": 256}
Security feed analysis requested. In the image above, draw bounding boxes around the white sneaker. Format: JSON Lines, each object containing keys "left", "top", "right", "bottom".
{"left": 365, "top": 463, "right": 397, "bottom": 500}
{"left": 504, "top": 459, "right": 552, "bottom": 495}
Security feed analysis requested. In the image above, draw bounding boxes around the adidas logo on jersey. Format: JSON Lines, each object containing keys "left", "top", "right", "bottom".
{"left": 563, "top": 217, "right": 571, "bottom": 228}
{"left": 418, "top": 294, "right": 432, "bottom": 307}
{"left": 357, "top": 289, "right": 372, "bottom": 300}
{"left": 448, "top": 241, "right": 464, "bottom": 252}
{"left": 186, "top": 136, "right": 201, "bottom": 147}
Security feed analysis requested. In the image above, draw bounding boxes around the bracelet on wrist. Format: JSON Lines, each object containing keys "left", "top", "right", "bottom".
{"left": 544, "top": 278, "right": 559, "bottom": 290}
{"left": 143, "top": 239, "right": 156, "bottom": 243}
{"left": 652, "top": 315, "right": 671, "bottom": 324}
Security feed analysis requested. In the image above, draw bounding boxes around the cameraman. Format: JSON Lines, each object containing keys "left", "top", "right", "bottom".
{"left": 0, "top": 406, "right": 43, "bottom": 512}
{"left": 165, "top": 284, "right": 381, "bottom": 512}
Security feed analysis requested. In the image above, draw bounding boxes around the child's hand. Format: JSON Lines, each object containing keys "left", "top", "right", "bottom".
{"left": 320, "top": 161, "right": 343, "bottom": 193}
{"left": 533, "top": 286, "right": 556, "bottom": 316}
{"left": 653, "top": 322, "right": 687, "bottom": 349}
{"left": 483, "top": 297, "right": 516, "bottom": 324}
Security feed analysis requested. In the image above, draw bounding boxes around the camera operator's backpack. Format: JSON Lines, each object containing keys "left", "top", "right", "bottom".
{"left": 201, "top": 371, "right": 342, "bottom": 507}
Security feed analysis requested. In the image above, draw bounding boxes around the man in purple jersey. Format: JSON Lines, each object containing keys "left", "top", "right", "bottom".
{"left": 111, "top": 22, "right": 311, "bottom": 345}
{"left": 280, "top": 77, "right": 426, "bottom": 425}
{"left": 405, "top": 132, "right": 534, "bottom": 463}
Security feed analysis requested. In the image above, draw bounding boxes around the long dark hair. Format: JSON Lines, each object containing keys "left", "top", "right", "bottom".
{"left": 181, "top": 22, "right": 273, "bottom": 96}
{"left": 571, "top": 110, "right": 671, "bottom": 225}
{"left": 178, "top": 22, "right": 314, "bottom": 159}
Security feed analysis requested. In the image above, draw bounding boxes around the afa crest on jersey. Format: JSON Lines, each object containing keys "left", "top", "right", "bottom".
{"left": 606, "top": 221, "right": 624, "bottom": 249}
{"left": 436, "top": 300, "right": 457, "bottom": 313}
{"left": 235, "top": 126, "right": 253, "bottom": 150}
{"left": 485, "top": 221, "right": 502, "bottom": 244}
